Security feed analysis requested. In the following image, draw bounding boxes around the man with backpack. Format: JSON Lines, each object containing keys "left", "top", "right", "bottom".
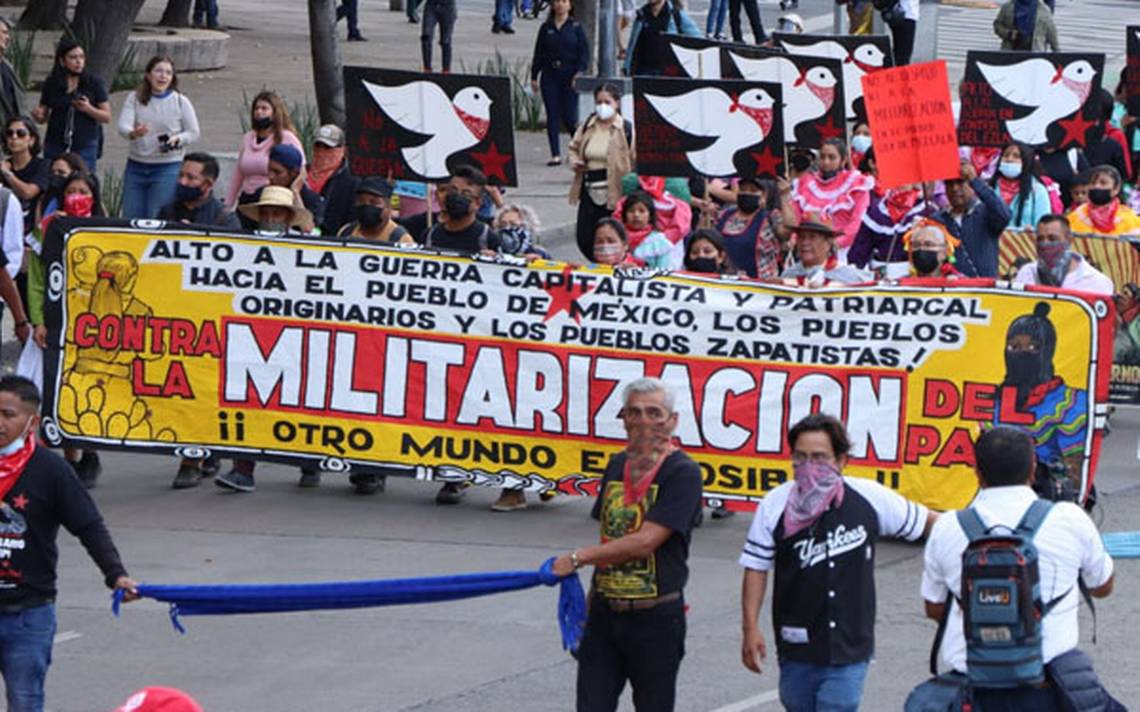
{"left": 919, "top": 426, "right": 1120, "bottom": 710}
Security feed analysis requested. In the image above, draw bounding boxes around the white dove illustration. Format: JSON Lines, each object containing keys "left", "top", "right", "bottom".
{"left": 976, "top": 58, "right": 1097, "bottom": 145}
{"left": 670, "top": 43, "right": 722, "bottom": 78}
{"left": 645, "top": 87, "right": 775, "bottom": 176}
{"left": 362, "top": 79, "right": 493, "bottom": 179}
{"left": 728, "top": 53, "right": 837, "bottom": 140}
{"left": 782, "top": 39, "right": 886, "bottom": 118}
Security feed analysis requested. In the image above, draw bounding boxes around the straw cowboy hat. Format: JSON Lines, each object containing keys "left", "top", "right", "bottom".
{"left": 238, "top": 185, "right": 313, "bottom": 230}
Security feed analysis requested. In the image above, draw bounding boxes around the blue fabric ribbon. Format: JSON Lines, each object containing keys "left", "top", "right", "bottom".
{"left": 113, "top": 557, "right": 586, "bottom": 653}
{"left": 1103, "top": 532, "right": 1140, "bottom": 559}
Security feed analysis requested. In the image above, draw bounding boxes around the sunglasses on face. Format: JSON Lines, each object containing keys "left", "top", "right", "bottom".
{"left": 5, "top": 129, "right": 28, "bottom": 139}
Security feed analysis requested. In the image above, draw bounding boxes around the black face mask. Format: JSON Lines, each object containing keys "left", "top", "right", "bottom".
{"left": 819, "top": 168, "right": 839, "bottom": 180}
{"left": 1004, "top": 350, "right": 1044, "bottom": 387}
{"left": 736, "top": 194, "right": 762, "bottom": 214}
{"left": 1087, "top": 188, "right": 1113, "bottom": 206}
{"left": 444, "top": 192, "right": 472, "bottom": 219}
{"left": 355, "top": 204, "right": 384, "bottom": 229}
{"left": 497, "top": 225, "right": 532, "bottom": 254}
{"left": 47, "top": 174, "right": 68, "bottom": 194}
{"left": 911, "top": 249, "right": 940, "bottom": 275}
{"left": 252, "top": 116, "right": 273, "bottom": 131}
{"left": 688, "top": 257, "right": 719, "bottom": 273}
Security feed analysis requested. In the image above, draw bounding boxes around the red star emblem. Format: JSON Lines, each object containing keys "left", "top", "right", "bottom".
{"left": 750, "top": 146, "right": 784, "bottom": 178}
{"left": 470, "top": 141, "right": 513, "bottom": 184}
{"left": 542, "top": 265, "right": 596, "bottom": 323}
{"left": 816, "top": 116, "right": 846, "bottom": 142}
{"left": 1055, "top": 111, "right": 1096, "bottom": 148}
{"left": 11, "top": 494, "right": 27, "bottom": 510}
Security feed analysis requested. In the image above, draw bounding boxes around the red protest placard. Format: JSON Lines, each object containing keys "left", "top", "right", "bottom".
{"left": 861, "top": 60, "right": 959, "bottom": 190}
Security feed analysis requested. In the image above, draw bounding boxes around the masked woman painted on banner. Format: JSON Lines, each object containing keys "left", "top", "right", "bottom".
{"left": 991, "top": 302, "right": 1089, "bottom": 489}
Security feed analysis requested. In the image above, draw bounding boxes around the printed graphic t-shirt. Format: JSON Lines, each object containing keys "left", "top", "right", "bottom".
{"left": 590, "top": 450, "right": 703, "bottom": 599}
{"left": 0, "top": 447, "right": 127, "bottom": 606}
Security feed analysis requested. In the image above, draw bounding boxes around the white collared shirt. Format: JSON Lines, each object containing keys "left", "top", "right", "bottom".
{"left": 1013, "top": 255, "right": 1115, "bottom": 296}
{"left": 921, "top": 486, "right": 1114, "bottom": 673}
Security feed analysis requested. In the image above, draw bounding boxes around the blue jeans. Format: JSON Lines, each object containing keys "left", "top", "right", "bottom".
{"left": 0, "top": 604, "right": 56, "bottom": 712}
{"left": 193, "top": 0, "right": 219, "bottom": 26}
{"left": 121, "top": 159, "right": 181, "bottom": 219}
{"left": 778, "top": 659, "right": 869, "bottom": 712}
{"left": 493, "top": 0, "right": 513, "bottom": 28}
{"left": 540, "top": 67, "right": 578, "bottom": 157}
{"left": 706, "top": 0, "right": 728, "bottom": 35}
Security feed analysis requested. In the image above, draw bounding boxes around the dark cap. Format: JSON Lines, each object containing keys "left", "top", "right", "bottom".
{"left": 268, "top": 143, "right": 304, "bottom": 171}
{"left": 356, "top": 177, "right": 392, "bottom": 198}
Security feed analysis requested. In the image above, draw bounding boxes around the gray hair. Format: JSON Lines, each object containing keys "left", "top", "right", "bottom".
{"left": 622, "top": 377, "right": 675, "bottom": 412}
{"left": 910, "top": 225, "right": 947, "bottom": 247}
{"left": 493, "top": 203, "right": 541, "bottom": 236}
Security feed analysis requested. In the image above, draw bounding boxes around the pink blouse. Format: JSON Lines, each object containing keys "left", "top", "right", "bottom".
{"left": 225, "top": 129, "right": 304, "bottom": 209}
{"left": 792, "top": 170, "right": 875, "bottom": 249}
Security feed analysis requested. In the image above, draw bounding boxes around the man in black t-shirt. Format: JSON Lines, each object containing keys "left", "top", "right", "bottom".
{"left": 0, "top": 376, "right": 138, "bottom": 712}
{"left": 551, "top": 377, "right": 702, "bottom": 712}
{"left": 421, "top": 164, "right": 498, "bottom": 256}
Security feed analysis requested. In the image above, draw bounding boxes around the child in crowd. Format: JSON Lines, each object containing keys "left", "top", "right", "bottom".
{"left": 1068, "top": 169, "right": 1091, "bottom": 212}
{"left": 619, "top": 191, "right": 676, "bottom": 269}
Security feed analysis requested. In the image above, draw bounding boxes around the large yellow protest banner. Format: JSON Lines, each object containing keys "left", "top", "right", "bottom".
{"left": 42, "top": 220, "right": 1114, "bottom": 511}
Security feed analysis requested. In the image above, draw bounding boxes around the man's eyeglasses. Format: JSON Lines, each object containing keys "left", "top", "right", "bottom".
{"left": 618, "top": 406, "right": 671, "bottom": 422}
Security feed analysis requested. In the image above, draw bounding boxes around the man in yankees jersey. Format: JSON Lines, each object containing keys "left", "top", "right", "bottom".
{"left": 739, "top": 413, "right": 936, "bottom": 711}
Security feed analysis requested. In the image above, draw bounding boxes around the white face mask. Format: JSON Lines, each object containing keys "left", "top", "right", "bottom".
{"left": 595, "top": 103, "right": 616, "bottom": 121}
{"left": 0, "top": 417, "right": 33, "bottom": 457}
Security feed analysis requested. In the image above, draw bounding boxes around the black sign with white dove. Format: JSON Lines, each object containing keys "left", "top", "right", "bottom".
{"left": 958, "top": 51, "right": 1104, "bottom": 150}
{"left": 634, "top": 78, "right": 785, "bottom": 179}
{"left": 773, "top": 32, "right": 892, "bottom": 121}
{"left": 343, "top": 66, "right": 518, "bottom": 186}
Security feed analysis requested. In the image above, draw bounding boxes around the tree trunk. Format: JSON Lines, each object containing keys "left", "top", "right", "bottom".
{"left": 308, "top": 0, "right": 345, "bottom": 127}
{"left": 158, "top": 0, "right": 194, "bottom": 27}
{"left": 71, "top": 0, "right": 148, "bottom": 89}
{"left": 578, "top": 0, "right": 597, "bottom": 75}
{"left": 17, "top": 0, "right": 68, "bottom": 29}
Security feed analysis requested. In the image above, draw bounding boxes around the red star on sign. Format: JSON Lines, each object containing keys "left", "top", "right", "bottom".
{"left": 470, "top": 141, "right": 512, "bottom": 184}
{"left": 11, "top": 494, "right": 27, "bottom": 510}
{"left": 816, "top": 116, "right": 846, "bottom": 141}
{"left": 750, "top": 146, "right": 784, "bottom": 178}
{"left": 1055, "top": 111, "right": 1096, "bottom": 148}
{"left": 542, "top": 265, "right": 595, "bottom": 323}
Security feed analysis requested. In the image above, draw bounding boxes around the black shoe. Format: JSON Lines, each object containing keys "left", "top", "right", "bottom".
{"left": 298, "top": 468, "right": 322, "bottom": 488}
{"left": 76, "top": 451, "right": 102, "bottom": 489}
{"left": 172, "top": 464, "right": 203, "bottom": 489}
{"left": 435, "top": 481, "right": 468, "bottom": 504}
{"left": 502, "top": 25, "right": 515, "bottom": 33}
{"left": 216, "top": 469, "right": 255, "bottom": 492}
{"left": 492, "top": 23, "right": 502, "bottom": 33}
{"left": 347, "top": 32, "right": 367, "bottom": 41}
{"left": 408, "top": 12, "right": 419, "bottom": 22}
{"left": 201, "top": 455, "right": 221, "bottom": 478}
{"left": 710, "top": 504, "right": 735, "bottom": 520}
{"left": 350, "top": 472, "right": 386, "bottom": 495}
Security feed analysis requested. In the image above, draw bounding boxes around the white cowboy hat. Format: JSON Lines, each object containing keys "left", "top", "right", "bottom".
{"left": 237, "top": 185, "right": 313, "bottom": 229}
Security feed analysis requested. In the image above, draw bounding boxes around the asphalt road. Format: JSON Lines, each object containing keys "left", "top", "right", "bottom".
{"left": 36, "top": 409, "right": 1140, "bottom": 711}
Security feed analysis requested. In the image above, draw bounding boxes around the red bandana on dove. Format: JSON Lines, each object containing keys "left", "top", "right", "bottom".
{"left": 1050, "top": 64, "right": 1092, "bottom": 105}
{"left": 454, "top": 105, "right": 490, "bottom": 140}
{"left": 729, "top": 95, "right": 773, "bottom": 137}
{"left": 795, "top": 69, "right": 836, "bottom": 113}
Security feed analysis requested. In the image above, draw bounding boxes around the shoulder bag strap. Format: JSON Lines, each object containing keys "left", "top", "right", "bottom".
{"left": 930, "top": 591, "right": 955, "bottom": 676}
{"left": 956, "top": 508, "right": 988, "bottom": 543}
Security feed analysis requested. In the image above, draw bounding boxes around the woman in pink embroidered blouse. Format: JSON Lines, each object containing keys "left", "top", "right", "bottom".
{"left": 791, "top": 138, "right": 875, "bottom": 258}
{"left": 225, "top": 91, "right": 304, "bottom": 227}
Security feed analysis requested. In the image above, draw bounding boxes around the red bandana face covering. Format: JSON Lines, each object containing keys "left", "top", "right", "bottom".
{"left": 0, "top": 432, "right": 36, "bottom": 503}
